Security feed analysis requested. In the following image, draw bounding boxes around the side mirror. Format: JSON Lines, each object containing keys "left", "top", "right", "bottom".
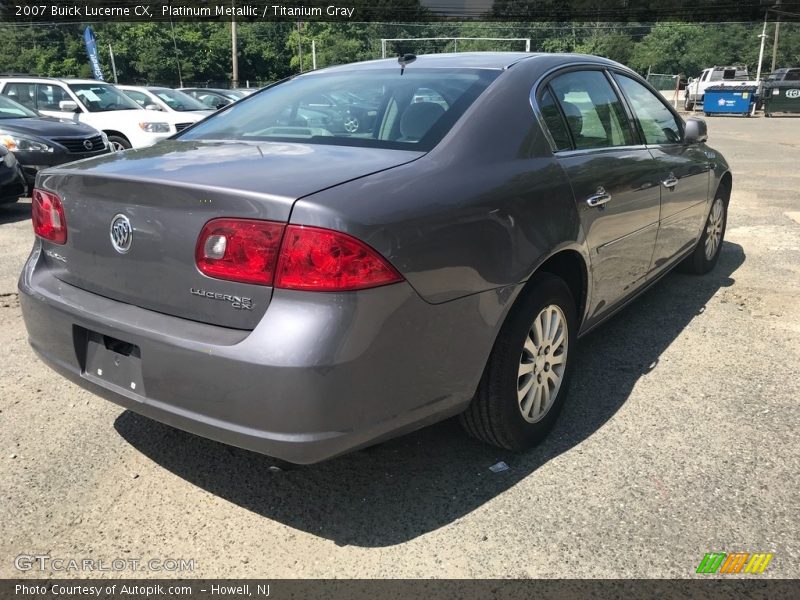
{"left": 684, "top": 117, "right": 708, "bottom": 144}
{"left": 59, "top": 100, "right": 79, "bottom": 112}
{"left": 145, "top": 104, "right": 162, "bottom": 111}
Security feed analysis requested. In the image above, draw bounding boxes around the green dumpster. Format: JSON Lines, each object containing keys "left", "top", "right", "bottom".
{"left": 763, "top": 83, "right": 800, "bottom": 116}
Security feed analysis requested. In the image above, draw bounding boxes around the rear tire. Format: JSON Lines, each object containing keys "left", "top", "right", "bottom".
{"left": 460, "top": 273, "right": 577, "bottom": 451}
{"left": 680, "top": 193, "right": 728, "bottom": 275}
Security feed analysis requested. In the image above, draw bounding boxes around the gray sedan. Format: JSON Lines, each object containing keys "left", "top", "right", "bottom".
{"left": 19, "top": 53, "right": 731, "bottom": 464}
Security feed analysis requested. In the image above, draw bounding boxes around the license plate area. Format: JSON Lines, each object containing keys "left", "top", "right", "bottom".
{"left": 80, "top": 329, "right": 145, "bottom": 398}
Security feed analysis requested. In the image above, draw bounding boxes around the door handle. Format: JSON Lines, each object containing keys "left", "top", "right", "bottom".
{"left": 586, "top": 187, "right": 612, "bottom": 208}
{"left": 662, "top": 174, "right": 678, "bottom": 189}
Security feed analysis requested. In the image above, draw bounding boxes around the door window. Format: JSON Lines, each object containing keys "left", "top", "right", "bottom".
{"left": 123, "top": 89, "right": 151, "bottom": 108}
{"left": 613, "top": 74, "right": 682, "bottom": 145}
{"left": 548, "top": 70, "right": 635, "bottom": 150}
{"left": 2, "top": 83, "right": 36, "bottom": 110}
{"left": 538, "top": 88, "right": 572, "bottom": 151}
{"left": 35, "top": 84, "right": 72, "bottom": 111}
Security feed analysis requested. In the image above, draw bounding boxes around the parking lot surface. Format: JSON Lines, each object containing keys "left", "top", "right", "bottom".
{"left": 1, "top": 115, "right": 798, "bottom": 578}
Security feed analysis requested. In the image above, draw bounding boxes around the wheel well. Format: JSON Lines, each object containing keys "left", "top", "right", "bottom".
{"left": 528, "top": 250, "right": 588, "bottom": 326}
{"left": 103, "top": 130, "right": 129, "bottom": 143}
{"left": 717, "top": 172, "right": 732, "bottom": 205}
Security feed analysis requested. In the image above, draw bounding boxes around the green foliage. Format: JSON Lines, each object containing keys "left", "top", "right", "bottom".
{"left": 0, "top": 20, "right": 797, "bottom": 85}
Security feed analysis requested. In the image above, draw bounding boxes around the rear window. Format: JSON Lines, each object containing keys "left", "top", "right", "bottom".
{"left": 179, "top": 68, "right": 499, "bottom": 151}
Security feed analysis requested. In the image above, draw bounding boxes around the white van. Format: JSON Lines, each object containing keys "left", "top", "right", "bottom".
{"left": 0, "top": 77, "right": 201, "bottom": 151}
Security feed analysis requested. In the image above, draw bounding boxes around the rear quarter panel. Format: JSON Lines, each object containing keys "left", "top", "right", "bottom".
{"left": 291, "top": 59, "right": 585, "bottom": 304}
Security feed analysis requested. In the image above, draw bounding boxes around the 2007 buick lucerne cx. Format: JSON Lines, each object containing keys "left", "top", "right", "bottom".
{"left": 19, "top": 53, "right": 731, "bottom": 464}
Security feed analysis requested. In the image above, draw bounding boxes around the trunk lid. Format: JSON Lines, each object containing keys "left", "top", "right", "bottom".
{"left": 39, "top": 140, "right": 422, "bottom": 329}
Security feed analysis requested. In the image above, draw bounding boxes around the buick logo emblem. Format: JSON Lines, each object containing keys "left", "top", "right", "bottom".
{"left": 83, "top": 139, "right": 93, "bottom": 150}
{"left": 110, "top": 214, "right": 132, "bottom": 254}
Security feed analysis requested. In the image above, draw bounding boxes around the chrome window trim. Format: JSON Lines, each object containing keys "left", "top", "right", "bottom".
{"left": 529, "top": 62, "right": 651, "bottom": 156}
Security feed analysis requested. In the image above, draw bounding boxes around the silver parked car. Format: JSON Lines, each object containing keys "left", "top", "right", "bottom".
{"left": 19, "top": 53, "right": 731, "bottom": 464}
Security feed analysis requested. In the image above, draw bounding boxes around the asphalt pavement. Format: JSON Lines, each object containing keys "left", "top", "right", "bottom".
{"left": 1, "top": 115, "right": 798, "bottom": 578}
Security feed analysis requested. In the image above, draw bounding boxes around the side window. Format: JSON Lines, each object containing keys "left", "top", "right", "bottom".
{"left": 548, "top": 70, "right": 635, "bottom": 150}
{"left": 786, "top": 70, "right": 800, "bottom": 81}
{"left": 36, "top": 84, "right": 70, "bottom": 111}
{"left": 539, "top": 87, "right": 572, "bottom": 151}
{"left": 613, "top": 74, "right": 682, "bottom": 145}
{"left": 3, "top": 83, "right": 36, "bottom": 110}
{"left": 124, "top": 90, "right": 150, "bottom": 108}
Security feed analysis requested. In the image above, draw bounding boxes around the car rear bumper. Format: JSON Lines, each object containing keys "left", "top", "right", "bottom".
{"left": 19, "top": 245, "right": 516, "bottom": 463}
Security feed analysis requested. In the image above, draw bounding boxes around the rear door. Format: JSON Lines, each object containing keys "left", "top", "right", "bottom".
{"left": 612, "top": 73, "right": 711, "bottom": 274}
{"left": 540, "top": 69, "right": 662, "bottom": 325}
{"left": 1, "top": 81, "right": 37, "bottom": 110}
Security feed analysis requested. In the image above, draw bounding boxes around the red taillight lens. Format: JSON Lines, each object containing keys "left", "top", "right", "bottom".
{"left": 274, "top": 225, "right": 403, "bottom": 291}
{"left": 32, "top": 188, "right": 67, "bottom": 244}
{"left": 195, "top": 219, "right": 403, "bottom": 291}
{"left": 195, "top": 218, "right": 285, "bottom": 285}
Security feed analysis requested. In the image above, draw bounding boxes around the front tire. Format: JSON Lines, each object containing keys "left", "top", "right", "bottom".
{"left": 684, "top": 94, "right": 694, "bottom": 111}
{"left": 680, "top": 193, "right": 728, "bottom": 274}
{"left": 460, "top": 273, "right": 578, "bottom": 451}
{"left": 107, "top": 135, "right": 131, "bottom": 152}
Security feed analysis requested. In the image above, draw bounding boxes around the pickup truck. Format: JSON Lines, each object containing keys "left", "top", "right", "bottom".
{"left": 684, "top": 66, "right": 759, "bottom": 110}
{"left": 766, "top": 68, "right": 800, "bottom": 83}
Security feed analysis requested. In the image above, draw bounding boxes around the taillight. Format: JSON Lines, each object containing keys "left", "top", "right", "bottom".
{"left": 32, "top": 188, "right": 67, "bottom": 244}
{"left": 195, "top": 219, "right": 284, "bottom": 285}
{"left": 195, "top": 219, "right": 403, "bottom": 291}
{"left": 275, "top": 225, "right": 403, "bottom": 291}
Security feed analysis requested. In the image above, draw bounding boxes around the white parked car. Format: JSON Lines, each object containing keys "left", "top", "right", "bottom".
{"left": 684, "top": 66, "right": 758, "bottom": 110}
{"left": 117, "top": 85, "right": 215, "bottom": 122}
{"left": 0, "top": 77, "right": 199, "bottom": 151}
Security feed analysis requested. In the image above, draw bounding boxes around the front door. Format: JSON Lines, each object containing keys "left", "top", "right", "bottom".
{"left": 612, "top": 73, "right": 711, "bottom": 274}
{"left": 35, "top": 83, "right": 81, "bottom": 121}
{"left": 543, "top": 70, "right": 662, "bottom": 326}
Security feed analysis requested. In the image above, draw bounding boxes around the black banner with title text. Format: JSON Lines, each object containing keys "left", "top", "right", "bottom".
{"left": 4, "top": 579, "right": 800, "bottom": 600}
{"left": 2, "top": 0, "right": 800, "bottom": 23}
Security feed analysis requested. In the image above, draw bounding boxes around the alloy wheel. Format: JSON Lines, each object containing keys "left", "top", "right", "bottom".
{"left": 704, "top": 197, "right": 724, "bottom": 260}
{"left": 517, "top": 304, "right": 569, "bottom": 423}
{"left": 343, "top": 116, "right": 359, "bottom": 133}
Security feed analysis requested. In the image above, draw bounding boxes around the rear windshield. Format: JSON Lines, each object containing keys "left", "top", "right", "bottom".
{"left": 179, "top": 68, "right": 499, "bottom": 151}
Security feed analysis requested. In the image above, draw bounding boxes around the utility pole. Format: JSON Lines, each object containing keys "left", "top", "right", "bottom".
{"left": 297, "top": 22, "right": 303, "bottom": 73}
{"left": 756, "top": 10, "right": 768, "bottom": 83}
{"left": 771, "top": 0, "right": 781, "bottom": 73}
{"left": 168, "top": 10, "right": 183, "bottom": 87}
{"left": 231, "top": 1, "right": 239, "bottom": 88}
{"left": 311, "top": 40, "right": 317, "bottom": 70}
{"left": 108, "top": 44, "right": 118, "bottom": 83}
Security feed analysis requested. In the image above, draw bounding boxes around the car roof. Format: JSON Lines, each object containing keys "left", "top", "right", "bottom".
{"left": 316, "top": 52, "right": 542, "bottom": 73}
{"left": 0, "top": 76, "right": 107, "bottom": 85}
{"left": 309, "top": 52, "right": 624, "bottom": 75}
